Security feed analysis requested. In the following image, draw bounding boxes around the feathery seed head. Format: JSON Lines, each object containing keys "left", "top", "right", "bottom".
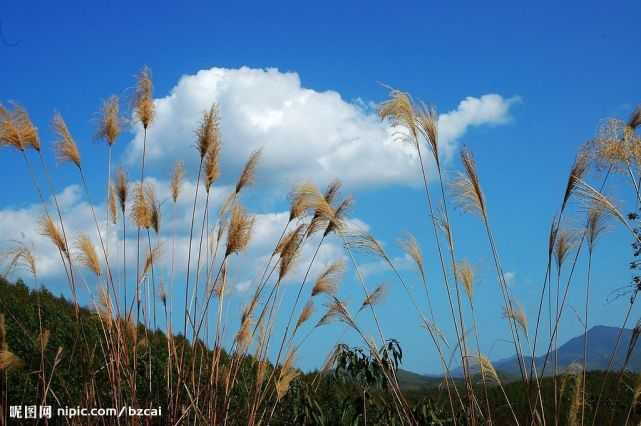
{"left": 116, "top": 168, "right": 128, "bottom": 213}
{"left": 40, "top": 215, "right": 68, "bottom": 258}
{"left": 170, "top": 161, "right": 184, "bottom": 203}
{"left": 312, "top": 260, "right": 345, "bottom": 297}
{"left": 378, "top": 88, "right": 419, "bottom": 143}
{"left": 225, "top": 204, "right": 254, "bottom": 257}
{"left": 399, "top": 233, "right": 425, "bottom": 282}
{"left": 53, "top": 113, "right": 81, "bottom": 168}
{"left": 416, "top": 102, "right": 439, "bottom": 166}
{"left": 97, "top": 96, "right": 121, "bottom": 146}
{"left": 456, "top": 261, "right": 474, "bottom": 302}
{"left": 109, "top": 183, "right": 118, "bottom": 225}
{"left": 134, "top": 66, "right": 154, "bottom": 129}
{"left": 278, "top": 223, "right": 305, "bottom": 281}
{"left": 503, "top": 301, "right": 528, "bottom": 336}
{"left": 131, "top": 183, "right": 151, "bottom": 229}
{"left": 562, "top": 150, "right": 590, "bottom": 211}
{"left": 628, "top": 105, "right": 641, "bottom": 130}
{"left": 360, "top": 283, "right": 387, "bottom": 311}
{"left": 75, "top": 234, "right": 101, "bottom": 276}
{"left": 452, "top": 148, "right": 486, "bottom": 216}
{"left": 204, "top": 137, "right": 221, "bottom": 191}
{"left": 295, "top": 300, "right": 314, "bottom": 332}
{"left": 587, "top": 204, "right": 607, "bottom": 252}
{"left": 554, "top": 229, "right": 575, "bottom": 271}
{"left": 235, "top": 149, "right": 262, "bottom": 194}
{"left": 196, "top": 104, "right": 220, "bottom": 159}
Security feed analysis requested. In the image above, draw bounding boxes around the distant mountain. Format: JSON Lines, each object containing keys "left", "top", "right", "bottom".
{"left": 452, "top": 325, "right": 641, "bottom": 379}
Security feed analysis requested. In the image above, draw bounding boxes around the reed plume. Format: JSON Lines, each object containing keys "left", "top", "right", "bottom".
{"left": 171, "top": 161, "right": 184, "bottom": 203}
{"left": 416, "top": 102, "right": 439, "bottom": 167}
{"left": 109, "top": 184, "right": 117, "bottom": 225}
{"left": 456, "top": 261, "right": 474, "bottom": 302}
{"left": 294, "top": 300, "right": 314, "bottom": 332}
{"left": 235, "top": 149, "right": 262, "bottom": 194}
{"left": 196, "top": 103, "right": 220, "bottom": 159}
{"left": 75, "top": 234, "right": 101, "bottom": 276}
{"left": 276, "top": 350, "right": 299, "bottom": 400}
{"left": 554, "top": 229, "right": 575, "bottom": 272}
{"left": 503, "top": 301, "right": 529, "bottom": 336}
{"left": 311, "top": 260, "right": 344, "bottom": 297}
{"left": 96, "top": 96, "right": 121, "bottom": 146}
{"left": 378, "top": 88, "right": 418, "bottom": 143}
{"left": 116, "top": 168, "right": 128, "bottom": 213}
{"left": 359, "top": 283, "right": 387, "bottom": 311}
{"left": 52, "top": 113, "right": 81, "bottom": 168}
{"left": 0, "top": 104, "right": 39, "bottom": 151}
{"left": 561, "top": 150, "right": 590, "bottom": 211}
{"left": 40, "top": 215, "right": 69, "bottom": 259}
{"left": 131, "top": 183, "right": 152, "bottom": 229}
{"left": 629, "top": 106, "right": 641, "bottom": 130}
{"left": 278, "top": 223, "right": 305, "bottom": 281}
{"left": 452, "top": 148, "right": 486, "bottom": 216}
{"left": 399, "top": 233, "right": 425, "bottom": 282}
{"left": 134, "top": 66, "right": 155, "bottom": 129}
{"left": 225, "top": 204, "right": 255, "bottom": 257}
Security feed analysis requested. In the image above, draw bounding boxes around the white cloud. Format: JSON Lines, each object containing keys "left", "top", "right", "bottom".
{"left": 125, "top": 66, "right": 519, "bottom": 188}
{"left": 503, "top": 272, "right": 516, "bottom": 285}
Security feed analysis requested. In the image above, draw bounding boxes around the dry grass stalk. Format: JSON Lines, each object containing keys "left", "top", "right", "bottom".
{"left": 36, "top": 329, "right": 50, "bottom": 351}
{"left": 96, "top": 96, "right": 121, "bottom": 146}
{"left": 3, "top": 242, "right": 37, "bottom": 278}
{"left": 52, "top": 113, "right": 81, "bottom": 168}
{"left": 311, "top": 260, "right": 345, "bottom": 297}
{"left": 75, "top": 234, "right": 101, "bottom": 276}
{"left": 170, "top": 161, "right": 184, "bottom": 203}
{"left": 134, "top": 66, "right": 154, "bottom": 129}
{"left": 225, "top": 204, "right": 255, "bottom": 257}
{"left": 96, "top": 285, "right": 113, "bottom": 328}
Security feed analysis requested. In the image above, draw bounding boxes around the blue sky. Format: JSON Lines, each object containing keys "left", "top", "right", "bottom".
{"left": 1, "top": 1, "right": 641, "bottom": 374}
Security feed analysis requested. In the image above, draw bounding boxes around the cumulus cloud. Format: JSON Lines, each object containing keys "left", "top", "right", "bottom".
{"left": 125, "top": 66, "right": 519, "bottom": 188}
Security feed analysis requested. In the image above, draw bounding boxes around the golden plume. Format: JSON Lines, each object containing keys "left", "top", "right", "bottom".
{"left": 134, "top": 66, "right": 154, "bottom": 129}
{"left": 52, "top": 113, "right": 81, "bottom": 168}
